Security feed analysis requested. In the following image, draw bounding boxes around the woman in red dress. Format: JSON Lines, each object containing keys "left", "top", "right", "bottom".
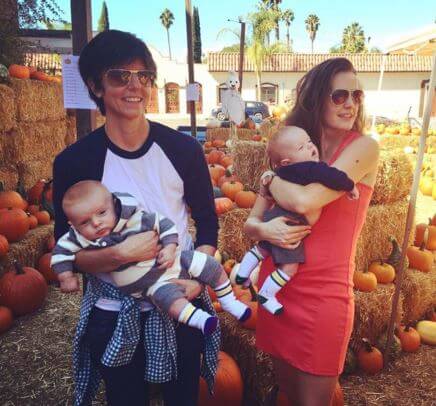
{"left": 244, "top": 58, "right": 379, "bottom": 405}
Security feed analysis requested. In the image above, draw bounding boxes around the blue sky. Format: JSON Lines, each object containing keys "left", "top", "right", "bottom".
{"left": 54, "top": 0, "right": 434, "bottom": 60}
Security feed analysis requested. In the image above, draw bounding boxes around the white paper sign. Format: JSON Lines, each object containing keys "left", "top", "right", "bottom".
{"left": 186, "top": 83, "right": 200, "bottom": 102}
{"left": 61, "top": 55, "right": 96, "bottom": 109}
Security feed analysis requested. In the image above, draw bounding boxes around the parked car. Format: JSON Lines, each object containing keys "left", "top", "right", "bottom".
{"left": 211, "top": 101, "right": 270, "bottom": 121}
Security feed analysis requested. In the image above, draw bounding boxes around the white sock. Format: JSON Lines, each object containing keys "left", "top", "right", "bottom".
{"left": 214, "top": 280, "right": 251, "bottom": 321}
{"left": 237, "top": 246, "right": 265, "bottom": 282}
{"left": 178, "top": 303, "right": 218, "bottom": 335}
{"left": 259, "top": 269, "right": 290, "bottom": 298}
{"left": 259, "top": 296, "right": 284, "bottom": 315}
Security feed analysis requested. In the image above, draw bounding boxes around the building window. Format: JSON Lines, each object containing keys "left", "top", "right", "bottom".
{"left": 259, "top": 83, "right": 278, "bottom": 104}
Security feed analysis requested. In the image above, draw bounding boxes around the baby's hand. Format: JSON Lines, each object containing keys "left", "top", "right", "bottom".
{"left": 59, "top": 274, "right": 80, "bottom": 293}
{"left": 157, "top": 244, "right": 177, "bottom": 269}
{"left": 348, "top": 185, "right": 360, "bottom": 200}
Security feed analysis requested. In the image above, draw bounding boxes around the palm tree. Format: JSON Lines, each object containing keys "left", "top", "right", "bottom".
{"left": 281, "top": 9, "right": 294, "bottom": 52}
{"left": 259, "top": 0, "right": 282, "bottom": 42}
{"left": 305, "top": 14, "right": 320, "bottom": 54}
{"left": 160, "top": 8, "right": 174, "bottom": 60}
{"left": 341, "top": 22, "right": 367, "bottom": 53}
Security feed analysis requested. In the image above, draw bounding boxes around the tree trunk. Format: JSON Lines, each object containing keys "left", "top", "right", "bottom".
{"left": 311, "top": 39, "right": 314, "bottom": 54}
{"left": 266, "top": 32, "right": 270, "bottom": 47}
{"left": 275, "top": 26, "right": 279, "bottom": 42}
{"left": 167, "top": 28, "right": 172, "bottom": 60}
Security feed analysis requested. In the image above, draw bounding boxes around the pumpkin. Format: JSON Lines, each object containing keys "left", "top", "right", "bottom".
{"left": 252, "top": 134, "right": 262, "bottom": 142}
{"left": 246, "top": 118, "right": 256, "bottom": 130}
{"left": 234, "top": 189, "right": 257, "bottom": 209}
{"left": 416, "top": 320, "right": 436, "bottom": 345}
{"left": 0, "top": 234, "right": 9, "bottom": 258}
{"left": 208, "top": 149, "right": 225, "bottom": 165}
{"left": 204, "top": 141, "right": 213, "bottom": 149}
{"left": 46, "top": 235, "right": 56, "bottom": 252}
{"left": 406, "top": 244, "right": 433, "bottom": 273}
{"left": 376, "top": 332, "right": 401, "bottom": 360}
{"left": 0, "top": 208, "right": 30, "bottom": 242}
{"left": 0, "top": 306, "right": 13, "bottom": 333}
{"left": 212, "top": 139, "right": 226, "bottom": 148}
{"left": 0, "top": 261, "right": 47, "bottom": 316}
{"left": 215, "top": 197, "right": 233, "bottom": 215}
{"left": 198, "top": 351, "right": 243, "bottom": 406}
{"left": 218, "top": 169, "right": 239, "bottom": 188}
{"left": 414, "top": 219, "right": 436, "bottom": 250}
{"left": 8, "top": 64, "right": 30, "bottom": 79}
{"left": 209, "top": 164, "right": 226, "bottom": 183}
{"left": 37, "top": 253, "right": 58, "bottom": 283}
{"left": 221, "top": 181, "right": 244, "bottom": 201}
{"left": 419, "top": 176, "right": 433, "bottom": 196}
{"left": 27, "top": 213, "right": 38, "bottom": 229}
{"left": 0, "top": 182, "right": 27, "bottom": 210}
{"left": 220, "top": 155, "right": 233, "bottom": 168}
{"left": 223, "top": 259, "right": 236, "bottom": 275}
{"left": 356, "top": 339, "right": 383, "bottom": 375}
{"left": 353, "top": 269, "right": 377, "bottom": 292}
{"left": 27, "top": 204, "right": 40, "bottom": 214}
{"left": 396, "top": 325, "right": 421, "bottom": 352}
{"left": 30, "top": 70, "right": 49, "bottom": 81}
{"left": 35, "top": 210, "right": 51, "bottom": 225}
{"left": 27, "top": 179, "right": 52, "bottom": 204}
{"left": 368, "top": 260, "right": 395, "bottom": 284}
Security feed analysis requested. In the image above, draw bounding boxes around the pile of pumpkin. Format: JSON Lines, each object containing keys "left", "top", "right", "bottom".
{"left": 375, "top": 122, "right": 434, "bottom": 138}
{"left": 0, "top": 234, "right": 56, "bottom": 335}
{"left": 419, "top": 158, "right": 436, "bottom": 199}
{"left": 0, "top": 179, "right": 54, "bottom": 249}
{"left": 0, "top": 64, "right": 61, "bottom": 84}
{"left": 205, "top": 148, "right": 257, "bottom": 215}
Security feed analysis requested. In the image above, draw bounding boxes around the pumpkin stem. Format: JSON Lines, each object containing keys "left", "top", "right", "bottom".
{"left": 419, "top": 241, "right": 426, "bottom": 251}
{"left": 13, "top": 260, "right": 25, "bottom": 275}
{"left": 361, "top": 338, "right": 373, "bottom": 352}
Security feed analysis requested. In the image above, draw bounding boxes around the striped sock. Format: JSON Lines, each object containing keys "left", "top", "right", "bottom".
{"left": 236, "top": 246, "right": 265, "bottom": 284}
{"left": 258, "top": 269, "right": 290, "bottom": 315}
{"left": 178, "top": 303, "right": 218, "bottom": 336}
{"left": 214, "top": 280, "right": 251, "bottom": 322}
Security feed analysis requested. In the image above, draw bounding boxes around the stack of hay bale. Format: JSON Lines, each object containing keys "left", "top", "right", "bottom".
{"left": 206, "top": 127, "right": 257, "bottom": 143}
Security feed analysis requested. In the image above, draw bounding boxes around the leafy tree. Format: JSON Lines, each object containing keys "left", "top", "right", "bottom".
{"left": 258, "top": 0, "right": 282, "bottom": 43}
{"left": 193, "top": 6, "right": 202, "bottom": 63}
{"left": 219, "top": 43, "right": 242, "bottom": 52}
{"left": 97, "top": 1, "right": 110, "bottom": 32}
{"left": 281, "top": 8, "right": 294, "bottom": 52}
{"left": 340, "top": 22, "right": 367, "bottom": 53}
{"left": 305, "top": 14, "right": 320, "bottom": 54}
{"left": 370, "top": 46, "right": 381, "bottom": 53}
{"left": 160, "top": 8, "right": 174, "bottom": 60}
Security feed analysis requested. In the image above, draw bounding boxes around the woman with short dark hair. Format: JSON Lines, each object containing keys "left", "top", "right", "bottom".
{"left": 53, "top": 30, "right": 220, "bottom": 406}
{"left": 245, "top": 57, "right": 379, "bottom": 404}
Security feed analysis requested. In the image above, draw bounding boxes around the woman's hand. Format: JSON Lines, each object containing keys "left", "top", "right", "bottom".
{"left": 118, "top": 231, "right": 161, "bottom": 263}
{"left": 262, "top": 216, "right": 311, "bottom": 249}
{"left": 171, "top": 279, "right": 203, "bottom": 300}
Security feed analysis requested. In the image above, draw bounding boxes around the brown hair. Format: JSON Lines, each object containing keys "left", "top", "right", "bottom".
{"left": 285, "top": 57, "right": 365, "bottom": 156}
{"left": 62, "top": 180, "right": 111, "bottom": 213}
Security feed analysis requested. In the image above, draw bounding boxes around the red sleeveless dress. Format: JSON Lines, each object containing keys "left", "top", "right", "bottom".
{"left": 256, "top": 131, "right": 373, "bottom": 376}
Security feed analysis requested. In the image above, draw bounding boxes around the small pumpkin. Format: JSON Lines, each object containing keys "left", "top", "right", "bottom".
{"left": 0, "top": 306, "right": 13, "bottom": 333}
{"left": 8, "top": 64, "right": 30, "bottom": 79}
{"left": 204, "top": 141, "right": 213, "bottom": 149}
{"left": 209, "top": 164, "right": 226, "bottom": 183}
{"left": 416, "top": 320, "right": 436, "bottom": 345}
{"left": 207, "top": 149, "right": 225, "bottom": 165}
{"left": 368, "top": 259, "right": 395, "bottom": 284}
{"left": 0, "top": 182, "right": 27, "bottom": 210}
{"left": 251, "top": 133, "right": 262, "bottom": 142}
{"left": 356, "top": 338, "right": 383, "bottom": 375}
{"left": 396, "top": 325, "right": 421, "bottom": 352}
{"left": 27, "top": 213, "right": 38, "bottom": 229}
{"left": 419, "top": 176, "right": 433, "bottom": 196}
{"left": 414, "top": 219, "right": 436, "bottom": 250}
{"left": 30, "top": 70, "right": 49, "bottom": 81}
{"left": 353, "top": 269, "right": 377, "bottom": 292}
{"left": 234, "top": 188, "right": 257, "bottom": 209}
{"left": 27, "top": 179, "right": 52, "bottom": 205}
{"left": 37, "top": 252, "right": 58, "bottom": 283}
{"left": 220, "top": 155, "right": 233, "bottom": 168}
{"left": 27, "top": 204, "right": 40, "bottom": 215}
{"left": 218, "top": 169, "right": 238, "bottom": 188}
{"left": 35, "top": 210, "right": 51, "bottom": 225}
{"left": 0, "top": 234, "right": 9, "bottom": 258}
{"left": 212, "top": 139, "right": 226, "bottom": 148}
{"left": 406, "top": 243, "right": 433, "bottom": 273}
{"left": 0, "top": 261, "right": 47, "bottom": 316}
{"left": 221, "top": 180, "right": 244, "bottom": 201}
{"left": 223, "top": 259, "right": 236, "bottom": 275}
{"left": 0, "top": 208, "right": 30, "bottom": 242}
{"left": 215, "top": 197, "right": 233, "bottom": 216}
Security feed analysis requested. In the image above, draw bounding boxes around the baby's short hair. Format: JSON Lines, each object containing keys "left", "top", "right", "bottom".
{"left": 62, "top": 180, "right": 110, "bottom": 213}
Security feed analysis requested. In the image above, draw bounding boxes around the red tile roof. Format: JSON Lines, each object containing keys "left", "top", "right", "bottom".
{"left": 24, "top": 53, "right": 62, "bottom": 72}
{"left": 207, "top": 53, "right": 433, "bottom": 72}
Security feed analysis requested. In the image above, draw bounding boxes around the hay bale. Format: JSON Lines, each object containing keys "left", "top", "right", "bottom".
{"left": 17, "top": 160, "right": 54, "bottom": 189}
{"left": 231, "top": 141, "right": 268, "bottom": 192}
{"left": 0, "top": 164, "right": 18, "bottom": 190}
{"left": 379, "top": 134, "right": 420, "bottom": 151}
{"left": 401, "top": 267, "right": 436, "bottom": 324}
{"left": 258, "top": 119, "right": 280, "bottom": 139}
{"left": 370, "top": 150, "right": 413, "bottom": 204}
{"left": 355, "top": 198, "right": 413, "bottom": 275}
{"left": 218, "top": 209, "right": 254, "bottom": 262}
{"left": 206, "top": 128, "right": 230, "bottom": 142}
{"left": 351, "top": 284, "right": 404, "bottom": 346}
{"left": 219, "top": 312, "right": 275, "bottom": 406}
{"left": 0, "top": 130, "right": 18, "bottom": 165}
{"left": 427, "top": 136, "right": 436, "bottom": 151}
{"left": 0, "top": 224, "right": 54, "bottom": 277}
{"left": 65, "top": 114, "right": 77, "bottom": 146}
{"left": 0, "top": 84, "right": 16, "bottom": 132}
{"left": 236, "top": 128, "right": 257, "bottom": 140}
{"left": 10, "top": 78, "right": 65, "bottom": 122}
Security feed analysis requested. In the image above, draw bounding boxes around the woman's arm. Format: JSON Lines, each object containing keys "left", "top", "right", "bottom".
{"left": 269, "top": 136, "right": 379, "bottom": 213}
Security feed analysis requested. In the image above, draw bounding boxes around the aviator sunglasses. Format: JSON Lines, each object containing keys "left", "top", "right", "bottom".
{"left": 104, "top": 69, "right": 156, "bottom": 87}
{"left": 330, "top": 89, "right": 364, "bottom": 105}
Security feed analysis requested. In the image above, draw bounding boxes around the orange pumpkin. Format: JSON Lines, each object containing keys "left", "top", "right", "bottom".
{"left": 27, "top": 213, "right": 38, "bottom": 229}
{"left": 234, "top": 189, "right": 257, "bottom": 209}
{"left": 37, "top": 253, "right": 58, "bottom": 283}
{"left": 396, "top": 325, "right": 420, "bottom": 352}
{"left": 0, "top": 183, "right": 27, "bottom": 210}
{"left": 30, "top": 70, "right": 49, "bottom": 81}
{"left": 35, "top": 210, "right": 51, "bottom": 225}
{"left": 27, "top": 204, "right": 40, "bottom": 215}
{"left": 353, "top": 269, "right": 377, "bottom": 292}
{"left": 212, "top": 139, "right": 226, "bottom": 148}
{"left": 27, "top": 179, "right": 52, "bottom": 205}
{"left": 223, "top": 259, "right": 236, "bottom": 275}
{"left": 406, "top": 244, "right": 433, "bottom": 273}
{"left": 357, "top": 339, "right": 383, "bottom": 375}
{"left": 252, "top": 134, "right": 262, "bottom": 142}
{"left": 8, "top": 64, "right": 30, "bottom": 79}
{"left": 368, "top": 260, "right": 395, "bottom": 284}
{"left": 204, "top": 141, "right": 213, "bottom": 149}
{"left": 0, "top": 208, "right": 29, "bottom": 242}
{"left": 0, "top": 234, "right": 9, "bottom": 258}
{"left": 209, "top": 164, "right": 226, "bottom": 183}
{"left": 0, "top": 306, "right": 13, "bottom": 334}
{"left": 208, "top": 149, "right": 225, "bottom": 165}
{"left": 215, "top": 197, "right": 234, "bottom": 215}
{"left": 198, "top": 351, "right": 243, "bottom": 406}
{"left": 414, "top": 220, "right": 436, "bottom": 250}
{"left": 221, "top": 181, "right": 244, "bottom": 201}
{"left": 0, "top": 261, "right": 47, "bottom": 316}
{"left": 220, "top": 155, "right": 233, "bottom": 168}
{"left": 218, "top": 170, "right": 239, "bottom": 188}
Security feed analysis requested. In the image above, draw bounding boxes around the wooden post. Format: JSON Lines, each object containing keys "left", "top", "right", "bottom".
{"left": 238, "top": 22, "right": 245, "bottom": 92}
{"left": 71, "top": 0, "right": 96, "bottom": 139}
{"left": 185, "top": 0, "right": 197, "bottom": 138}
{"left": 383, "top": 54, "right": 436, "bottom": 364}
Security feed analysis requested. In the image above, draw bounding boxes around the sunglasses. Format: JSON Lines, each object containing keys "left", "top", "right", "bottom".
{"left": 330, "top": 89, "right": 364, "bottom": 105}
{"left": 104, "top": 69, "right": 156, "bottom": 87}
